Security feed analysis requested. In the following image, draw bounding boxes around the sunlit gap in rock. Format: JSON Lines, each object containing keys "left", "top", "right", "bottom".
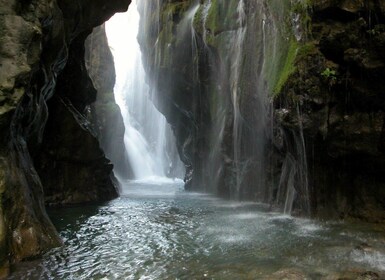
{"left": 105, "top": 0, "right": 184, "bottom": 186}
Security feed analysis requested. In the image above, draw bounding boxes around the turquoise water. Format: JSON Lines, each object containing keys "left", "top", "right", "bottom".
{"left": 9, "top": 180, "right": 385, "bottom": 279}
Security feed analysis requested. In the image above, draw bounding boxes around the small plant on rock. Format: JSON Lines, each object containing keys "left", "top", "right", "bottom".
{"left": 321, "top": 67, "right": 337, "bottom": 88}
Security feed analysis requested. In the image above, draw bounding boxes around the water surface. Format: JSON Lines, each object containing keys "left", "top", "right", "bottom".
{"left": 9, "top": 180, "right": 385, "bottom": 279}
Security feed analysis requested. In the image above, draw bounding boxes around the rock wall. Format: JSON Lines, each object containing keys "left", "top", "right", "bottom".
{"left": 137, "top": 0, "right": 302, "bottom": 200}
{"left": 138, "top": 1, "right": 205, "bottom": 190}
{"left": 138, "top": 0, "right": 385, "bottom": 221}
{"left": 0, "top": 0, "right": 384, "bottom": 277}
{"left": 0, "top": 0, "right": 130, "bottom": 276}
{"left": 275, "top": 0, "right": 385, "bottom": 221}
{"left": 85, "top": 25, "right": 133, "bottom": 180}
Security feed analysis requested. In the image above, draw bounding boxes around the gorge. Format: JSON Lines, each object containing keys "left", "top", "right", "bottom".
{"left": 0, "top": 0, "right": 384, "bottom": 279}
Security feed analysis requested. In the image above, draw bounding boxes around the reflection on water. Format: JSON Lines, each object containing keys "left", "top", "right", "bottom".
{"left": 8, "top": 181, "right": 385, "bottom": 279}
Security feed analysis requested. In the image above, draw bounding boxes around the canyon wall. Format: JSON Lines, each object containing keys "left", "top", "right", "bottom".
{"left": 275, "top": 0, "right": 385, "bottom": 221}
{"left": 138, "top": 0, "right": 385, "bottom": 221}
{"left": 0, "top": 0, "right": 130, "bottom": 276}
{"left": 137, "top": 0, "right": 309, "bottom": 207}
{"left": 1, "top": 0, "right": 384, "bottom": 277}
{"left": 85, "top": 25, "right": 133, "bottom": 180}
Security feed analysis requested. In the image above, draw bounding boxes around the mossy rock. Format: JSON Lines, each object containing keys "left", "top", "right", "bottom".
{"left": 267, "top": 0, "right": 313, "bottom": 96}
{"left": 272, "top": 39, "right": 299, "bottom": 95}
{"left": 205, "top": 0, "right": 239, "bottom": 34}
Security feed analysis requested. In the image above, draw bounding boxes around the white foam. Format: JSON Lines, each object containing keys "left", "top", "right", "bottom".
{"left": 229, "top": 212, "right": 264, "bottom": 220}
{"left": 129, "top": 177, "right": 184, "bottom": 185}
{"left": 351, "top": 250, "right": 385, "bottom": 272}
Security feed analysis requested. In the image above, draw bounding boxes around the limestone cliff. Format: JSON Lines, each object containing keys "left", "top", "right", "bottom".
{"left": 0, "top": 0, "right": 130, "bottom": 276}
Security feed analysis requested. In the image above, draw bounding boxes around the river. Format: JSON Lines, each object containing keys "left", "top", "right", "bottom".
{"left": 8, "top": 180, "right": 385, "bottom": 279}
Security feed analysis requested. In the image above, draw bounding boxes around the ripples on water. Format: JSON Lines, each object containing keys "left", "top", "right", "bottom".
{"left": 9, "top": 180, "right": 385, "bottom": 279}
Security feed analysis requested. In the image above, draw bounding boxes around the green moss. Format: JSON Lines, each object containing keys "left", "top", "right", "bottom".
{"left": 193, "top": 5, "right": 204, "bottom": 34}
{"left": 205, "top": 0, "right": 218, "bottom": 34}
{"left": 265, "top": 0, "right": 313, "bottom": 95}
{"left": 297, "top": 42, "right": 317, "bottom": 58}
{"left": 163, "top": 2, "right": 190, "bottom": 22}
{"left": 204, "top": 0, "right": 240, "bottom": 46}
{"left": 273, "top": 40, "right": 299, "bottom": 95}
{"left": 155, "top": 1, "right": 195, "bottom": 68}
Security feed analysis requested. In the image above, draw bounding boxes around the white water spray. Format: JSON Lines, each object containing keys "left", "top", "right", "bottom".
{"left": 106, "top": 0, "right": 183, "bottom": 181}
{"left": 230, "top": 0, "right": 247, "bottom": 198}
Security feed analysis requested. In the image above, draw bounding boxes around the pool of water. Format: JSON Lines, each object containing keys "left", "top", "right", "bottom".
{"left": 9, "top": 180, "right": 385, "bottom": 279}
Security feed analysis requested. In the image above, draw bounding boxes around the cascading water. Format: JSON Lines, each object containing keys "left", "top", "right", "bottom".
{"left": 189, "top": 0, "right": 311, "bottom": 211}
{"left": 197, "top": 0, "right": 273, "bottom": 200}
{"left": 134, "top": 0, "right": 311, "bottom": 213}
{"left": 230, "top": 0, "right": 247, "bottom": 199}
{"left": 106, "top": 0, "right": 183, "bottom": 180}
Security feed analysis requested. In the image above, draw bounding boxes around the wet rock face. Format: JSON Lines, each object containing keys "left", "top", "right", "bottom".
{"left": 138, "top": 0, "right": 293, "bottom": 198}
{"left": 137, "top": 1, "right": 201, "bottom": 189}
{"left": 0, "top": 0, "right": 49, "bottom": 148}
{"left": 85, "top": 26, "right": 133, "bottom": 180}
{"left": 35, "top": 95, "right": 118, "bottom": 206}
{"left": 0, "top": 0, "right": 130, "bottom": 275}
{"left": 34, "top": 28, "right": 120, "bottom": 206}
{"left": 139, "top": 0, "right": 384, "bottom": 220}
{"left": 275, "top": 0, "right": 385, "bottom": 221}
{"left": 0, "top": 0, "right": 65, "bottom": 274}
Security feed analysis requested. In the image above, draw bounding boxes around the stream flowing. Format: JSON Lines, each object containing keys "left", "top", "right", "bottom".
{"left": 9, "top": 180, "right": 385, "bottom": 279}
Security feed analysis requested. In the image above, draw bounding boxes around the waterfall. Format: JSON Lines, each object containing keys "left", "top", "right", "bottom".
{"left": 230, "top": 0, "right": 247, "bottom": 199}
{"left": 196, "top": 0, "right": 273, "bottom": 200}
{"left": 106, "top": 0, "right": 183, "bottom": 180}
{"left": 134, "top": 0, "right": 311, "bottom": 213}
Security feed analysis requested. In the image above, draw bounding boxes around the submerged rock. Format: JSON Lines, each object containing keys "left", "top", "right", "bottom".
{"left": 269, "top": 268, "right": 309, "bottom": 280}
{"left": 323, "top": 270, "right": 381, "bottom": 280}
